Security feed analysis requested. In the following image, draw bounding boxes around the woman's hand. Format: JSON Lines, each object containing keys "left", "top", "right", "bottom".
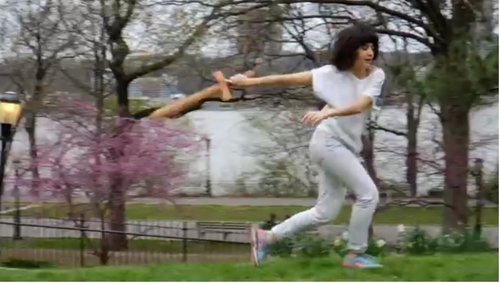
{"left": 301, "top": 108, "right": 336, "bottom": 126}
{"left": 226, "top": 73, "right": 252, "bottom": 87}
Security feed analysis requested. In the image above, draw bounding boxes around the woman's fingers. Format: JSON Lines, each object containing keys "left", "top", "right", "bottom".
{"left": 301, "top": 111, "right": 316, "bottom": 126}
{"left": 227, "top": 73, "right": 248, "bottom": 86}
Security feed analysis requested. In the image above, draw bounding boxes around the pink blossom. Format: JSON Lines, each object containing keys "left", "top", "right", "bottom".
{"left": 8, "top": 99, "right": 201, "bottom": 203}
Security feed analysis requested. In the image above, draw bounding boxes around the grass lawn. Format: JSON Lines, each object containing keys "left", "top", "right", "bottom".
{"left": 14, "top": 203, "right": 499, "bottom": 225}
{"left": 0, "top": 253, "right": 497, "bottom": 281}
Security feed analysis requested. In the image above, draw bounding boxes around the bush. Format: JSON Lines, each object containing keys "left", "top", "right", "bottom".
{"left": 401, "top": 227, "right": 438, "bottom": 255}
{"left": 427, "top": 188, "right": 444, "bottom": 198}
{"left": 268, "top": 238, "right": 294, "bottom": 258}
{"left": 399, "top": 226, "right": 491, "bottom": 255}
{"left": 366, "top": 238, "right": 389, "bottom": 257}
{"left": 269, "top": 226, "right": 492, "bottom": 259}
{"left": 486, "top": 171, "right": 498, "bottom": 203}
{"left": 1, "top": 258, "right": 54, "bottom": 269}
{"left": 268, "top": 232, "right": 332, "bottom": 258}
{"left": 436, "top": 229, "right": 491, "bottom": 253}
{"left": 294, "top": 233, "right": 331, "bottom": 258}
{"left": 332, "top": 232, "right": 388, "bottom": 257}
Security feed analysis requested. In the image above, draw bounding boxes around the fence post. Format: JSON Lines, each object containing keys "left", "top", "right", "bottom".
{"left": 182, "top": 221, "right": 187, "bottom": 262}
{"left": 79, "top": 213, "right": 86, "bottom": 267}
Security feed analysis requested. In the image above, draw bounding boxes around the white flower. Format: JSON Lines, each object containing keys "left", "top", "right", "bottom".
{"left": 341, "top": 231, "right": 349, "bottom": 240}
{"left": 397, "top": 224, "right": 406, "bottom": 233}
{"left": 334, "top": 238, "right": 343, "bottom": 247}
{"left": 376, "top": 239, "right": 386, "bottom": 247}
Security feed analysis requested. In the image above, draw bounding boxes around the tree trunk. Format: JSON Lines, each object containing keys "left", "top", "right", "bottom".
{"left": 115, "top": 78, "right": 130, "bottom": 117}
{"left": 406, "top": 130, "right": 418, "bottom": 197}
{"left": 441, "top": 104, "right": 470, "bottom": 232}
{"left": 105, "top": 8, "right": 133, "bottom": 248}
{"left": 25, "top": 112, "right": 39, "bottom": 196}
{"left": 94, "top": 38, "right": 106, "bottom": 135}
{"left": 106, "top": 78, "right": 130, "bottom": 251}
{"left": 361, "top": 129, "right": 379, "bottom": 187}
{"left": 107, "top": 176, "right": 128, "bottom": 250}
{"left": 405, "top": 93, "right": 419, "bottom": 197}
{"left": 25, "top": 58, "right": 48, "bottom": 197}
{"left": 99, "top": 213, "right": 111, "bottom": 265}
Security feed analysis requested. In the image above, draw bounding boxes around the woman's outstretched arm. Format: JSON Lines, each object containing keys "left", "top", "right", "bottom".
{"left": 227, "top": 71, "right": 312, "bottom": 88}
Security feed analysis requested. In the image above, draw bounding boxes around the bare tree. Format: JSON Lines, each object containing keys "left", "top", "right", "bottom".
{"left": 223, "top": 0, "right": 498, "bottom": 231}
{"left": 241, "top": 108, "right": 317, "bottom": 197}
{"left": 3, "top": 0, "right": 80, "bottom": 197}
{"left": 76, "top": 0, "right": 235, "bottom": 249}
{"left": 368, "top": 41, "right": 428, "bottom": 197}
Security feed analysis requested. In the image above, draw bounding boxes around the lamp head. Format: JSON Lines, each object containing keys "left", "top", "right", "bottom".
{"left": 0, "top": 91, "right": 23, "bottom": 127}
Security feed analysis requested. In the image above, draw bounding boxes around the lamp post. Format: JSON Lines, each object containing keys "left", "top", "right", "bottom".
{"left": 205, "top": 137, "right": 211, "bottom": 197}
{"left": 0, "top": 91, "right": 23, "bottom": 211}
{"left": 12, "top": 159, "right": 22, "bottom": 240}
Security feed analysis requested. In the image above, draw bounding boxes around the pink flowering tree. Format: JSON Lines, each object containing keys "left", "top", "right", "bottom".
{"left": 9, "top": 98, "right": 199, "bottom": 260}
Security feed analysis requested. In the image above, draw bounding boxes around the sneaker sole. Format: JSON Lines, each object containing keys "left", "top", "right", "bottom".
{"left": 342, "top": 263, "right": 383, "bottom": 269}
{"left": 250, "top": 225, "right": 259, "bottom": 267}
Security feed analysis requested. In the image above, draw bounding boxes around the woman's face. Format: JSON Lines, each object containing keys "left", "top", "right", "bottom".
{"left": 353, "top": 42, "right": 375, "bottom": 70}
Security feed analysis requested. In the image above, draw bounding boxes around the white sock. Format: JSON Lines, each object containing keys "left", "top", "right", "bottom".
{"left": 264, "top": 231, "right": 276, "bottom": 244}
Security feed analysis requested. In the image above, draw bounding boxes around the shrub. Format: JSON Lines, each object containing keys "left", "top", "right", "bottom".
{"left": 268, "top": 232, "right": 332, "bottom": 258}
{"left": 332, "top": 231, "right": 388, "bottom": 257}
{"left": 436, "top": 229, "right": 491, "bottom": 253}
{"left": 1, "top": 258, "right": 54, "bottom": 268}
{"left": 294, "top": 233, "right": 331, "bottom": 258}
{"left": 486, "top": 171, "right": 498, "bottom": 203}
{"left": 401, "top": 226, "right": 438, "bottom": 255}
{"left": 268, "top": 238, "right": 294, "bottom": 258}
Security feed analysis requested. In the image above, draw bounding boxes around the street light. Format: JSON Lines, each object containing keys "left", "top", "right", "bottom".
{"left": 195, "top": 135, "right": 212, "bottom": 197}
{"left": 0, "top": 91, "right": 23, "bottom": 211}
{"left": 12, "top": 159, "right": 22, "bottom": 240}
{"left": 204, "top": 137, "right": 211, "bottom": 197}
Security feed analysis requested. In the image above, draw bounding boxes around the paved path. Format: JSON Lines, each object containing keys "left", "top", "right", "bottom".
{"left": 142, "top": 197, "right": 498, "bottom": 207}
{"left": 0, "top": 204, "right": 41, "bottom": 215}
{"left": 2, "top": 196, "right": 497, "bottom": 207}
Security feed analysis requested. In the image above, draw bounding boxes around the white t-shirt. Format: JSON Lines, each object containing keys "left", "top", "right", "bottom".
{"left": 311, "top": 64, "right": 385, "bottom": 154}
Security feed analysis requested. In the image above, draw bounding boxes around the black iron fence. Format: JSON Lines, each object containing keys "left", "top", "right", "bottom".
{"left": 0, "top": 217, "right": 251, "bottom": 268}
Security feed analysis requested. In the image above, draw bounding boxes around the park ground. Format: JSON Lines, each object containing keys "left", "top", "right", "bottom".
{"left": 1, "top": 201, "right": 497, "bottom": 281}
{"left": 9, "top": 202, "right": 498, "bottom": 225}
{"left": 0, "top": 253, "right": 497, "bottom": 281}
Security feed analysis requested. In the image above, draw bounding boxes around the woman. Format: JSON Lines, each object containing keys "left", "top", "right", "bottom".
{"left": 228, "top": 23, "right": 385, "bottom": 269}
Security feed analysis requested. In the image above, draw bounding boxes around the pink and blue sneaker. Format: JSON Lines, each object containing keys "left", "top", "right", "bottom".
{"left": 342, "top": 253, "right": 383, "bottom": 269}
{"left": 250, "top": 225, "right": 268, "bottom": 266}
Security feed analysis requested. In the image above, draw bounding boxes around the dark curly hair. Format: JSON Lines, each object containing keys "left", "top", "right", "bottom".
{"left": 330, "top": 23, "right": 379, "bottom": 71}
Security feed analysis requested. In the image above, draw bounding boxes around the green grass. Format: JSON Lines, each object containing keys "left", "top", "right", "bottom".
{"left": 0, "top": 253, "right": 497, "bottom": 281}
{"left": 17, "top": 203, "right": 499, "bottom": 225}
{"left": 103, "top": 97, "right": 151, "bottom": 114}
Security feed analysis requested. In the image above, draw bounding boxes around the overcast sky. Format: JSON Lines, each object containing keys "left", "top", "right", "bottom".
{"left": 0, "top": 1, "right": 498, "bottom": 59}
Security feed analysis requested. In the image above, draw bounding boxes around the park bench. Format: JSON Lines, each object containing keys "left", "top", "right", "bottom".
{"left": 196, "top": 221, "right": 250, "bottom": 240}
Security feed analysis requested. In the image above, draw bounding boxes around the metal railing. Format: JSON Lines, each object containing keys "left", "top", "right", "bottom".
{"left": 0, "top": 217, "right": 251, "bottom": 267}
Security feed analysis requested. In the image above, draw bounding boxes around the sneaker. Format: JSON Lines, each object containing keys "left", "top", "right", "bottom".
{"left": 250, "top": 225, "right": 268, "bottom": 266}
{"left": 342, "top": 254, "right": 383, "bottom": 269}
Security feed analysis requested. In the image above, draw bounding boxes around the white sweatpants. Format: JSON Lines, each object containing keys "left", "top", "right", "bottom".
{"left": 271, "top": 130, "right": 379, "bottom": 253}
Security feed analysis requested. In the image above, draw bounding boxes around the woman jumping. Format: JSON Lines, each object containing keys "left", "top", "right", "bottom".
{"left": 227, "top": 23, "right": 386, "bottom": 269}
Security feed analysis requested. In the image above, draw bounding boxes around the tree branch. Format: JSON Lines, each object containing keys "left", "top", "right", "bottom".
{"left": 373, "top": 28, "right": 434, "bottom": 49}
{"left": 368, "top": 121, "right": 407, "bottom": 137}
{"left": 263, "top": 0, "right": 438, "bottom": 39}
{"left": 125, "top": 19, "right": 211, "bottom": 82}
